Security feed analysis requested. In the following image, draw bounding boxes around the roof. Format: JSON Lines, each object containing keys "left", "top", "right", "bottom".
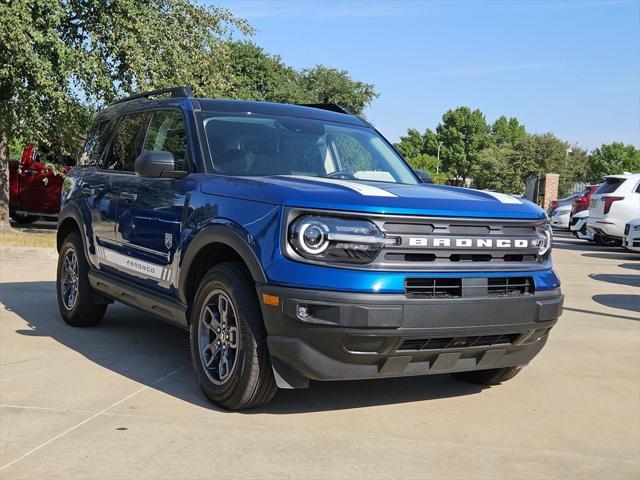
{"left": 197, "top": 99, "right": 368, "bottom": 126}
{"left": 96, "top": 97, "right": 369, "bottom": 128}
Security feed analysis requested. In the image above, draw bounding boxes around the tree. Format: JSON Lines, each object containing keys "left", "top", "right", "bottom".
{"left": 301, "top": 66, "right": 378, "bottom": 116}
{"left": 492, "top": 116, "right": 526, "bottom": 146}
{"left": 436, "top": 107, "right": 492, "bottom": 184}
{"left": 226, "top": 41, "right": 306, "bottom": 104}
{"left": 587, "top": 142, "right": 640, "bottom": 181}
{"left": 394, "top": 128, "right": 425, "bottom": 159}
{"left": 0, "top": 0, "right": 251, "bottom": 228}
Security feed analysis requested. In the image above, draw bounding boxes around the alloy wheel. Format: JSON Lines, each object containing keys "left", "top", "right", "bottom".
{"left": 198, "top": 290, "right": 240, "bottom": 385}
{"left": 60, "top": 248, "right": 79, "bottom": 310}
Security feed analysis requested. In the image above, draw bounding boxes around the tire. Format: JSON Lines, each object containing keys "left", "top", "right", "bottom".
{"left": 189, "top": 262, "right": 277, "bottom": 410}
{"left": 56, "top": 232, "right": 107, "bottom": 326}
{"left": 452, "top": 366, "right": 521, "bottom": 385}
{"left": 11, "top": 213, "right": 38, "bottom": 224}
{"left": 594, "top": 234, "right": 621, "bottom": 247}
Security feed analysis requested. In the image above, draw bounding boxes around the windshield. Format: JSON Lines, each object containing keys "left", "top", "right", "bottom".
{"left": 200, "top": 114, "right": 419, "bottom": 185}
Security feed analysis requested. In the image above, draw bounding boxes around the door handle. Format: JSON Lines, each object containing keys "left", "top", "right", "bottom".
{"left": 81, "top": 187, "right": 95, "bottom": 197}
{"left": 119, "top": 192, "right": 138, "bottom": 202}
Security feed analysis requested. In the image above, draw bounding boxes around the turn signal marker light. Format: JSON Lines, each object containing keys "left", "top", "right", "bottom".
{"left": 262, "top": 293, "right": 280, "bottom": 306}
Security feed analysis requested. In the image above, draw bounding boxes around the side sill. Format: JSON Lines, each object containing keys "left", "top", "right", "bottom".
{"left": 88, "top": 270, "right": 189, "bottom": 330}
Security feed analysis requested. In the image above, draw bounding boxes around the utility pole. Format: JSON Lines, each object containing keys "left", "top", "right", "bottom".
{"left": 436, "top": 141, "right": 443, "bottom": 174}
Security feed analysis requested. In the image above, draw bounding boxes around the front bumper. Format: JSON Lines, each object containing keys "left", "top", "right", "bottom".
{"left": 257, "top": 284, "right": 563, "bottom": 388}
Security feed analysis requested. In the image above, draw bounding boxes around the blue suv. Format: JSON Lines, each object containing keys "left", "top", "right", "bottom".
{"left": 56, "top": 87, "right": 563, "bottom": 409}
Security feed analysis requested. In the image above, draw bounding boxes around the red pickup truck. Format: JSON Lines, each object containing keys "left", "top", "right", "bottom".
{"left": 9, "top": 145, "right": 72, "bottom": 224}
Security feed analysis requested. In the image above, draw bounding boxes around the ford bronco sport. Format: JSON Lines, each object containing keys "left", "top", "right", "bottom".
{"left": 56, "top": 87, "right": 563, "bottom": 410}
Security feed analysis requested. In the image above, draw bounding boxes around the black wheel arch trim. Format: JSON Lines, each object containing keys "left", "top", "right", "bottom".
{"left": 56, "top": 204, "right": 91, "bottom": 259}
{"left": 178, "top": 223, "right": 268, "bottom": 305}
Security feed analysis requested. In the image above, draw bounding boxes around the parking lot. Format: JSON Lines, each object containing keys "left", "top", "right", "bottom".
{"left": 0, "top": 230, "right": 638, "bottom": 479}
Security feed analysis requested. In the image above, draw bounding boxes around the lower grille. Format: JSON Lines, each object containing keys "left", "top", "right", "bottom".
{"left": 405, "top": 276, "right": 534, "bottom": 298}
{"left": 405, "top": 278, "right": 462, "bottom": 298}
{"left": 399, "top": 333, "right": 521, "bottom": 351}
{"left": 488, "top": 277, "right": 534, "bottom": 297}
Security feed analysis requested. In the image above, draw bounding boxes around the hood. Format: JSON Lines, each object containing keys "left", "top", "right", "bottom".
{"left": 199, "top": 175, "right": 546, "bottom": 220}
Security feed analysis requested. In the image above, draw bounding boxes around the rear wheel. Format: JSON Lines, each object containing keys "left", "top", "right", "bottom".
{"left": 189, "top": 262, "right": 277, "bottom": 410}
{"left": 452, "top": 366, "right": 521, "bottom": 385}
{"left": 56, "top": 232, "right": 107, "bottom": 326}
{"left": 594, "top": 234, "right": 621, "bottom": 246}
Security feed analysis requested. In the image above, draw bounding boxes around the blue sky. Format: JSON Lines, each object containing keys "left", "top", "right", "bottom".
{"left": 215, "top": 0, "right": 640, "bottom": 150}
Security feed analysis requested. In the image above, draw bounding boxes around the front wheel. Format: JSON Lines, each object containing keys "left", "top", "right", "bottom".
{"left": 451, "top": 366, "right": 521, "bottom": 385}
{"left": 189, "top": 262, "right": 277, "bottom": 410}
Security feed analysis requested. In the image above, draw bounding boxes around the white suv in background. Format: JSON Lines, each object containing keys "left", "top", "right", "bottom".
{"left": 587, "top": 173, "right": 640, "bottom": 243}
{"left": 623, "top": 218, "right": 640, "bottom": 252}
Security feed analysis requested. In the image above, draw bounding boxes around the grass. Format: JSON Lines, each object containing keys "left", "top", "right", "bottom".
{"left": 0, "top": 229, "right": 56, "bottom": 249}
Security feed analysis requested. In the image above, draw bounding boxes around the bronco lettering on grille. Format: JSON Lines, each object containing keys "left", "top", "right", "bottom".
{"left": 408, "top": 238, "right": 531, "bottom": 248}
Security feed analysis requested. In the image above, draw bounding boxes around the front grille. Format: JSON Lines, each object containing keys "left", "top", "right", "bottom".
{"left": 405, "top": 276, "right": 534, "bottom": 298}
{"left": 398, "top": 333, "right": 521, "bottom": 351}
{"left": 370, "top": 215, "right": 545, "bottom": 271}
{"left": 405, "top": 278, "right": 462, "bottom": 298}
{"left": 487, "top": 277, "right": 534, "bottom": 297}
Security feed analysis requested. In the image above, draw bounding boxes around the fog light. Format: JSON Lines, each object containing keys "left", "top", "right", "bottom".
{"left": 297, "top": 305, "right": 310, "bottom": 319}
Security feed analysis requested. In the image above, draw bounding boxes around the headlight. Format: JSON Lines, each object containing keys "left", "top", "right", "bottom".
{"left": 535, "top": 222, "right": 553, "bottom": 256}
{"left": 633, "top": 225, "right": 640, "bottom": 232}
{"left": 288, "top": 215, "right": 396, "bottom": 264}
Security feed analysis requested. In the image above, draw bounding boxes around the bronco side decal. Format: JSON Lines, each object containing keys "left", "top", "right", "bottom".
{"left": 96, "top": 246, "right": 171, "bottom": 281}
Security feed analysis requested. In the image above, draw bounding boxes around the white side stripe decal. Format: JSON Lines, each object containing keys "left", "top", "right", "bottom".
{"left": 96, "top": 246, "right": 170, "bottom": 281}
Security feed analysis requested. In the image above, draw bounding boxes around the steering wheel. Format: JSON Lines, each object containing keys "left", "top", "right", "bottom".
{"left": 327, "top": 171, "right": 356, "bottom": 180}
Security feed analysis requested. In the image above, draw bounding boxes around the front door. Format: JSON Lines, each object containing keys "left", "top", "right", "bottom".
{"left": 108, "top": 110, "right": 193, "bottom": 292}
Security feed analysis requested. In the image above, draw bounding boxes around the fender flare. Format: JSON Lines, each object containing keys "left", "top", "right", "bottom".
{"left": 178, "top": 223, "right": 267, "bottom": 304}
{"left": 56, "top": 203, "right": 92, "bottom": 260}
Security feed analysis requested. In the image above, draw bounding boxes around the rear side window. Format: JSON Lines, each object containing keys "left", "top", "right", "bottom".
{"left": 79, "top": 120, "right": 113, "bottom": 165}
{"left": 595, "top": 178, "right": 625, "bottom": 194}
{"left": 104, "top": 113, "right": 149, "bottom": 171}
{"left": 144, "top": 111, "right": 189, "bottom": 170}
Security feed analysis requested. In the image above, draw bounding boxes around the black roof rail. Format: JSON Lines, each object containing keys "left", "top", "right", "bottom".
{"left": 298, "top": 103, "right": 353, "bottom": 115}
{"left": 113, "top": 86, "right": 193, "bottom": 105}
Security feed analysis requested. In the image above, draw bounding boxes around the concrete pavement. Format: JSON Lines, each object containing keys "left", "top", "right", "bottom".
{"left": 0, "top": 233, "right": 638, "bottom": 479}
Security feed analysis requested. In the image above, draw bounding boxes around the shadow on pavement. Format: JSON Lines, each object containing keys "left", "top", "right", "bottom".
{"left": 619, "top": 262, "right": 640, "bottom": 271}
{"left": 582, "top": 252, "right": 640, "bottom": 261}
{"left": 592, "top": 294, "right": 640, "bottom": 315}
{"left": 588, "top": 274, "right": 640, "bottom": 288}
{"left": 563, "top": 306, "right": 639, "bottom": 322}
{"left": 0, "top": 281, "right": 484, "bottom": 414}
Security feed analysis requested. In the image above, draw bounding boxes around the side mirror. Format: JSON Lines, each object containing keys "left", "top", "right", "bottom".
{"left": 134, "top": 151, "right": 187, "bottom": 179}
{"left": 414, "top": 169, "right": 434, "bottom": 184}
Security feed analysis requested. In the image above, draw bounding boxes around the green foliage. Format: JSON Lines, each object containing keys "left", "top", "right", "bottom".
{"left": 492, "top": 116, "right": 526, "bottom": 146}
{"left": 587, "top": 142, "right": 640, "bottom": 181}
{"left": 405, "top": 154, "right": 448, "bottom": 184}
{"left": 301, "top": 66, "right": 378, "bottom": 116}
{"left": 0, "top": 1, "right": 379, "bottom": 224}
{"left": 436, "top": 107, "right": 492, "bottom": 182}
{"left": 395, "top": 128, "right": 424, "bottom": 159}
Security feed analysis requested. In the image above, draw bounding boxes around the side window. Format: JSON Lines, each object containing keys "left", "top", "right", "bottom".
{"left": 635, "top": 182, "right": 640, "bottom": 193}
{"left": 104, "top": 113, "right": 149, "bottom": 171}
{"left": 144, "top": 111, "right": 189, "bottom": 170}
{"left": 79, "top": 120, "right": 113, "bottom": 165}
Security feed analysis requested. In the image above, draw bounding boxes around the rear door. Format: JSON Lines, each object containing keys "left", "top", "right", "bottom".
{"left": 92, "top": 112, "right": 151, "bottom": 274}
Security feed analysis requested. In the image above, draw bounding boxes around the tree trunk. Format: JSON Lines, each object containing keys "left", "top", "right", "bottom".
{"left": 0, "top": 129, "right": 10, "bottom": 229}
